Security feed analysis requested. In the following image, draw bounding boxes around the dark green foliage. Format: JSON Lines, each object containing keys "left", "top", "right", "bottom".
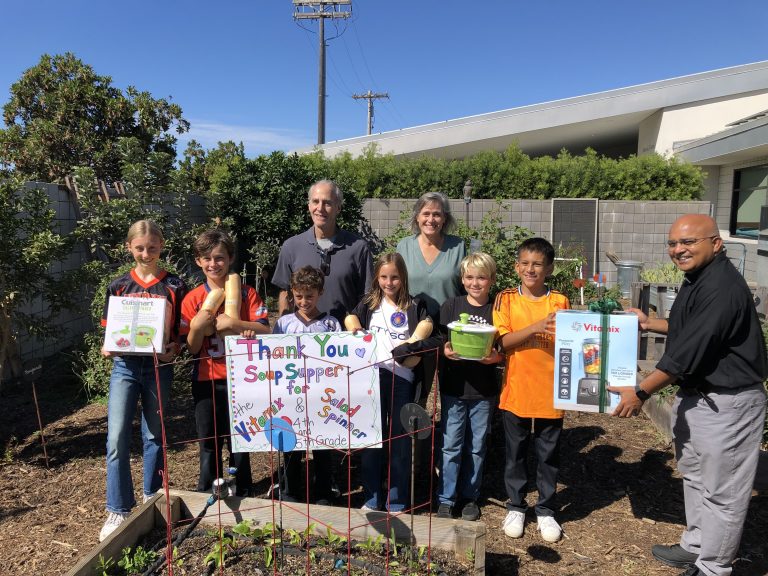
{"left": 309, "top": 144, "right": 704, "bottom": 201}
{"left": 183, "top": 149, "right": 366, "bottom": 276}
{"left": 0, "top": 52, "right": 188, "bottom": 183}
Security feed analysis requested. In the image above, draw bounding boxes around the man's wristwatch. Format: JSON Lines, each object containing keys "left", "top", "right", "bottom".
{"left": 635, "top": 388, "right": 651, "bottom": 402}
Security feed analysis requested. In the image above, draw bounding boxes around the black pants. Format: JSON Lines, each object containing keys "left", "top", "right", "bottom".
{"left": 192, "top": 379, "right": 252, "bottom": 495}
{"left": 502, "top": 410, "right": 562, "bottom": 517}
{"left": 277, "top": 450, "right": 333, "bottom": 502}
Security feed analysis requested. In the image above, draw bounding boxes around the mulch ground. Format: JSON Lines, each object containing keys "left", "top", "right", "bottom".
{"left": 1, "top": 355, "right": 766, "bottom": 576}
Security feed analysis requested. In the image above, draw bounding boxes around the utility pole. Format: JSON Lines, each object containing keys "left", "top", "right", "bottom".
{"left": 352, "top": 90, "right": 389, "bottom": 135}
{"left": 293, "top": 0, "right": 352, "bottom": 145}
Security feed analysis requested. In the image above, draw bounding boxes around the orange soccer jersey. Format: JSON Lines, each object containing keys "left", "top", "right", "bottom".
{"left": 180, "top": 283, "right": 268, "bottom": 382}
{"left": 493, "top": 287, "right": 570, "bottom": 419}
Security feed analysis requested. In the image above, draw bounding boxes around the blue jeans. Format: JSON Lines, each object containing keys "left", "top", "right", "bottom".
{"left": 106, "top": 356, "right": 171, "bottom": 514}
{"left": 438, "top": 395, "right": 494, "bottom": 506}
{"left": 361, "top": 369, "right": 413, "bottom": 512}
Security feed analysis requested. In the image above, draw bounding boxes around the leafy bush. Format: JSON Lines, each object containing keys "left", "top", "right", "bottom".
{"left": 312, "top": 144, "right": 704, "bottom": 201}
{"left": 640, "top": 262, "right": 684, "bottom": 284}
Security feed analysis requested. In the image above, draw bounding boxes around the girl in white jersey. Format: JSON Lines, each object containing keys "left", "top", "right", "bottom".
{"left": 349, "top": 253, "right": 431, "bottom": 512}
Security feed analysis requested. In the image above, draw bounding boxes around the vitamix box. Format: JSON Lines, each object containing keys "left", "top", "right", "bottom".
{"left": 553, "top": 310, "right": 638, "bottom": 413}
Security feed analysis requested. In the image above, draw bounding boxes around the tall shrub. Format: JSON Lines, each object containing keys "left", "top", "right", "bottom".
{"left": 0, "top": 176, "right": 80, "bottom": 385}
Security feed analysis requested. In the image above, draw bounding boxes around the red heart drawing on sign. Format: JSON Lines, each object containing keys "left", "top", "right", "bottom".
{"left": 363, "top": 333, "right": 373, "bottom": 342}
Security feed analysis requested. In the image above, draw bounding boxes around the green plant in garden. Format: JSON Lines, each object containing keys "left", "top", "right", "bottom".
{"left": 232, "top": 519, "right": 257, "bottom": 539}
{"left": 117, "top": 545, "right": 158, "bottom": 573}
{"left": 263, "top": 545, "right": 274, "bottom": 568}
{"left": 95, "top": 554, "right": 114, "bottom": 576}
{"left": 204, "top": 528, "right": 235, "bottom": 569}
{"left": 318, "top": 524, "right": 347, "bottom": 549}
{"left": 312, "top": 143, "right": 704, "bottom": 201}
{"left": 356, "top": 534, "right": 385, "bottom": 555}
{"left": 640, "top": 262, "right": 684, "bottom": 284}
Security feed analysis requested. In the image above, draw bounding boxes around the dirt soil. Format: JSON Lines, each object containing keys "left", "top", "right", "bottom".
{"left": 1, "top": 356, "right": 766, "bottom": 576}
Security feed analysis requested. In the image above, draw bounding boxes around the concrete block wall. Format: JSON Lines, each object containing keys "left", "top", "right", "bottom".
{"left": 363, "top": 198, "right": 551, "bottom": 244}
{"left": 597, "top": 201, "right": 711, "bottom": 286}
{"left": 16, "top": 183, "right": 92, "bottom": 362}
{"left": 363, "top": 198, "right": 720, "bottom": 287}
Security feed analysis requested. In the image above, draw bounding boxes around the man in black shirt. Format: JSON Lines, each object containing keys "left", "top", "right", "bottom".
{"left": 611, "top": 214, "right": 767, "bottom": 576}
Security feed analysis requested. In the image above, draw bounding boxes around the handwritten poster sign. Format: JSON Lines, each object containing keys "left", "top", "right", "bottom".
{"left": 225, "top": 332, "right": 381, "bottom": 453}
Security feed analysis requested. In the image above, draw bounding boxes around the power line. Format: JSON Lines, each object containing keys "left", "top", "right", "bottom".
{"left": 293, "top": 0, "right": 352, "bottom": 145}
{"left": 352, "top": 90, "right": 389, "bottom": 135}
{"left": 348, "top": 12, "right": 407, "bottom": 128}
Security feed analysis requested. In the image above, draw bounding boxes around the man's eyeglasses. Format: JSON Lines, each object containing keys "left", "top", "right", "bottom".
{"left": 665, "top": 236, "right": 718, "bottom": 249}
{"left": 319, "top": 249, "right": 331, "bottom": 276}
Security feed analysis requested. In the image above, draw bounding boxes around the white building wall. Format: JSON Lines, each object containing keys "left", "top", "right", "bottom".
{"left": 646, "top": 92, "right": 768, "bottom": 158}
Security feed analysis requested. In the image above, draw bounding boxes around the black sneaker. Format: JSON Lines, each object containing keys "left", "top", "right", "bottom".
{"left": 651, "top": 544, "right": 698, "bottom": 568}
{"left": 436, "top": 503, "right": 453, "bottom": 518}
{"left": 461, "top": 501, "right": 481, "bottom": 521}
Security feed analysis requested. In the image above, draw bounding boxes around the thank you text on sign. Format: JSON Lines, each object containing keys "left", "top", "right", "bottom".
{"left": 225, "top": 332, "right": 382, "bottom": 453}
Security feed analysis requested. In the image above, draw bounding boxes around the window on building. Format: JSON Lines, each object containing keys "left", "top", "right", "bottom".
{"left": 731, "top": 165, "right": 768, "bottom": 239}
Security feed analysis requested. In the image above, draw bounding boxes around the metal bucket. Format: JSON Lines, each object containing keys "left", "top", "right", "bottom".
{"left": 615, "top": 260, "right": 643, "bottom": 298}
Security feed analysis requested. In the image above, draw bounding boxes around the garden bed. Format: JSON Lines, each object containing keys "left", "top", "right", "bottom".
{"left": 67, "top": 491, "right": 485, "bottom": 576}
{"left": 4, "top": 366, "right": 767, "bottom": 576}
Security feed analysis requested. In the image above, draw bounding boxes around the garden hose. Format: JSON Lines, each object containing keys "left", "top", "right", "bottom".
{"left": 141, "top": 493, "right": 219, "bottom": 576}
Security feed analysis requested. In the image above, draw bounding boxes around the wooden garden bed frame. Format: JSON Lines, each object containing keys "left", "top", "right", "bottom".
{"left": 67, "top": 490, "right": 487, "bottom": 575}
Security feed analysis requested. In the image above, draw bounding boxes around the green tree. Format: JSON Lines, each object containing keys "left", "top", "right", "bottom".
{"left": 0, "top": 52, "right": 189, "bottom": 183}
{"left": 0, "top": 176, "right": 79, "bottom": 384}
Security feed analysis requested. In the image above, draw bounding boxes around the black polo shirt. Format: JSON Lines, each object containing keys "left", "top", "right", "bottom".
{"left": 656, "top": 251, "right": 767, "bottom": 390}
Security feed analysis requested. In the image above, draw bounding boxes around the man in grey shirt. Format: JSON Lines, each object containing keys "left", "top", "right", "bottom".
{"left": 271, "top": 179, "right": 373, "bottom": 504}
{"left": 272, "top": 179, "right": 372, "bottom": 323}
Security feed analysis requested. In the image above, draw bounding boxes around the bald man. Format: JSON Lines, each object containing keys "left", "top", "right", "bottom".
{"left": 610, "top": 215, "right": 767, "bottom": 576}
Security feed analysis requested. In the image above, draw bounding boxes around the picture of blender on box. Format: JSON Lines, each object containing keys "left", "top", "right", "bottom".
{"left": 103, "top": 296, "right": 171, "bottom": 355}
{"left": 553, "top": 310, "right": 638, "bottom": 413}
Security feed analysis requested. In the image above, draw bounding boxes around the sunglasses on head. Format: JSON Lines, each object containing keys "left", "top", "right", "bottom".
{"left": 319, "top": 249, "right": 331, "bottom": 276}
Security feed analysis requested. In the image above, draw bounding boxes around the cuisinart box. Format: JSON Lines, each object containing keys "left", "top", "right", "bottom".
{"left": 103, "top": 296, "right": 170, "bottom": 355}
{"left": 553, "top": 310, "right": 638, "bottom": 413}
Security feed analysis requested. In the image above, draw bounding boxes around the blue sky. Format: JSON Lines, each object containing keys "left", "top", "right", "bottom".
{"left": 2, "top": 1, "right": 767, "bottom": 157}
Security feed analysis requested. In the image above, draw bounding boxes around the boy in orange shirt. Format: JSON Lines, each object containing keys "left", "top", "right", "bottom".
{"left": 180, "top": 230, "right": 271, "bottom": 495}
{"left": 493, "top": 238, "right": 570, "bottom": 543}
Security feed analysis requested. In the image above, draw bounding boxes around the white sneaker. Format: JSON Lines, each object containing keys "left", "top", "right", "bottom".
{"left": 502, "top": 510, "right": 525, "bottom": 538}
{"left": 99, "top": 511, "right": 129, "bottom": 542}
{"left": 537, "top": 515, "right": 562, "bottom": 543}
{"left": 143, "top": 493, "right": 154, "bottom": 504}
{"left": 360, "top": 504, "right": 378, "bottom": 512}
